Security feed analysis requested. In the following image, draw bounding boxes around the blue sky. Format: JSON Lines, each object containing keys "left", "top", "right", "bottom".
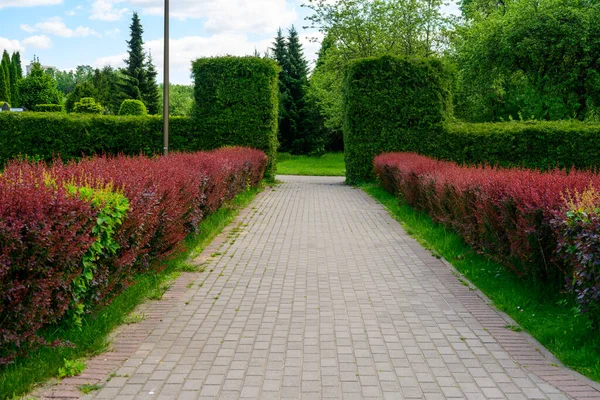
{"left": 0, "top": 0, "right": 459, "bottom": 85}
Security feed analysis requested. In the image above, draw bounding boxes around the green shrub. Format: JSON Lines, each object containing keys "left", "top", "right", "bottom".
{"left": 33, "top": 104, "right": 63, "bottom": 112}
{"left": 436, "top": 121, "right": 600, "bottom": 170}
{"left": 342, "top": 55, "right": 451, "bottom": 184}
{"left": 119, "top": 99, "right": 147, "bottom": 116}
{"left": 192, "top": 56, "right": 279, "bottom": 179}
{"left": 73, "top": 97, "right": 103, "bottom": 115}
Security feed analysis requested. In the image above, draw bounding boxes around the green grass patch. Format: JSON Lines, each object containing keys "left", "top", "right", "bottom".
{"left": 277, "top": 152, "right": 345, "bottom": 176}
{"left": 361, "top": 183, "right": 600, "bottom": 383}
{"left": 0, "top": 184, "right": 264, "bottom": 399}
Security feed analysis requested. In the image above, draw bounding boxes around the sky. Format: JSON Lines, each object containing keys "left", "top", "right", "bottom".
{"left": 0, "top": 0, "right": 459, "bottom": 85}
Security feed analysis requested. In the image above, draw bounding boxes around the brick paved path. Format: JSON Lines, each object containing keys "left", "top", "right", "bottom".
{"left": 74, "top": 176, "right": 600, "bottom": 399}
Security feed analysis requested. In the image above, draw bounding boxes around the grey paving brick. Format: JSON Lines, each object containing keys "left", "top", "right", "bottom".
{"left": 79, "top": 176, "right": 600, "bottom": 400}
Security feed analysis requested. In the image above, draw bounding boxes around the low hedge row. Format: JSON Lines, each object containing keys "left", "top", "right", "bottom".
{"left": 439, "top": 121, "right": 600, "bottom": 170}
{"left": 0, "top": 113, "right": 201, "bottom": 165}
{"left": 0, "top": 147, "right": 267, "bottom": 364}
{"left": 374, "top": 152, "right": 600, "bottom": 325}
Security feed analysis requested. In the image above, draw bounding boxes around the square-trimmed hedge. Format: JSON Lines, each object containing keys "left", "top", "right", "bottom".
{"left": 342, "top": 55, "right": 451, "bottom": 184}
{"left": 192, "top": 56, "right": 280, "bottom": 179}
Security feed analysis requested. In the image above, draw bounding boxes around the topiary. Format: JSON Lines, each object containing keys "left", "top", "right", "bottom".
{"left": 73, "top": 97, "right": 103, "bottom": 114}
{"left": 118, "top": 99, "right": 147, "bottom": 116}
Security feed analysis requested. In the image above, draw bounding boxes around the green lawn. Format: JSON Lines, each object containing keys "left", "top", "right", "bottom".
{"left": 361, "top": 183, "right": 600, "bottom": 383}
{"left": 0, "top": 185, "right": 264, "bottom": 400}
{"left": 276, "top": 152, "right": 345, "bottom": 176}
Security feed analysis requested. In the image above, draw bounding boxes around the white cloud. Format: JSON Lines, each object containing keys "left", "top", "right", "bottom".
{"left": 20, "top": 24, "right": 37, "bottom": 33}
{"left": 90, "top": 0, "right": 128, "bottom": 21}
{"left": 95, "top": 34, "right": 278, "bottom": 84}
{"left": 66, "top": 5, "right": 83, "bottom": 16}
{"left": 94, "top": 52, "right": 126, "bottom": 69}
{"left": 22, "top": 35, "right": 53, "bottom": 49}
{"left": 25, "top": 17, "right": 101, "bottom": 38}
{"left": 125, "top": 0, "right": 296, "bottom": 34}
{"left": 0, "top": 0, "right": 61, "bottom": 8}
{"left": 104, "top": 28, "right": 121, "bottom": 38}
{"left": 0, "top": 37, "right": 24, "bottom": 53}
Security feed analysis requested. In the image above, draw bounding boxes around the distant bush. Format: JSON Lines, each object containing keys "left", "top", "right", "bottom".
{"left": 73, "top": 97, "right": 103, "bottom": 114}
{"left": 33, "top": 104, "right": 63, "bottom": 113}
{"left": 0, "top": 148, "right": 267, "bottom": 364}
{"left": 192, "top": 56, "right": 279, "bottom": 179}
{"left": 374, "top": 152, "right": 600, "bottom": 325}
{"left": 118, "top": 99, "right": 147, "bottom": 116}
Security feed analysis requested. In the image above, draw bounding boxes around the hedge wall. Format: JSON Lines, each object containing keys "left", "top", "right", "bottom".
{"left": 342, "top": 55, "right": 451, "bottom": 184}
{"left": 0, "top": 113, "right": 197, "bottom": 165}
{"left": 192, "top": 56, "right": 279, "bottom": 179}
{"left": 437, "top": 121, "right": 600, "bottom": 170}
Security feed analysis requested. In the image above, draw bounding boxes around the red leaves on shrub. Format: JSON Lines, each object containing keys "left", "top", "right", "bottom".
{"left": 0, "top": 163, "right": 97, "bottom": 363}
{"left": 0, "top": 147, "right": 267, "bottom": 364}
{"left": 373, "top": 152, "right": 599, "bottom": 283}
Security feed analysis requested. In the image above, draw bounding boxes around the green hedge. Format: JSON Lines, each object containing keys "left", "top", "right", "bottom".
{"left": 436, "top": 121, "right": 600, "bottom": 170}
{"left": 33, "top": 104, "right": 63, "bottom": 112}
{"left": 192, "top": 56, "right": 279, "bottom": 179}
{"left": 342, "top": 55, "right": 451, "bottom": 184}
{"left": 0, "top": 113, "right": 197, "bottom": 165}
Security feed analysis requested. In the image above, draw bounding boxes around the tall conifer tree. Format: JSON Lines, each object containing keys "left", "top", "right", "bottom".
{"left": 121, "top": 12, "right": 146, "bottom": 101}
{"left": 1, "top": 51, "right": 12, "bottom": 104}
{"left": 285, "top": 26, "right": 310, "bottom": 153}
{"left": 271, "top": 28, "right": 293, "bottom": 151}
{"left": 9, "top": 53, "right": 20, "bottom": 106}
{"left": 142, "top": 54, "right": 160, "bottom": 114}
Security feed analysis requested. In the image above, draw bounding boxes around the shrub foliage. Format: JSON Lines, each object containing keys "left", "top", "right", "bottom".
{"left": 73, "top": 97, "right": 103, "bottom": 114}
{"left": 342, "top": 55, "right": 451, "bottom": 184}
{"left": 33, "top": 104, "right": 63, "bottom": 113}
{"left": 119, "top": 99, "right": 147, "bottom": 116}
{"left": 192, "top": 56, "right": 279, "bottom": 179}
{"left": 374, "top": 152, "right": 600, "bottom": 325}
{"left": 0, "top": 148, "right": 267, "bottom": 364}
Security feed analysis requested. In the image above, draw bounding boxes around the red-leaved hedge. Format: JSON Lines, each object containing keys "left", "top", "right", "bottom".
{"left": 0, "top": 147, "right": 266, "bottom": 364}
{"left": 374, "top": 152, "right": 600, "bottom": 324}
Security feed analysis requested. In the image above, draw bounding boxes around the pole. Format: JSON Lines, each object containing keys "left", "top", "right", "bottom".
{"left": 163, "top": 0, "right": 169, "bottom": 156}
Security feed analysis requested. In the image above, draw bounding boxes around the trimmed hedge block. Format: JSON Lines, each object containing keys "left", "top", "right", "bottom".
{"left": 192, "top": 56, "right": 280, "bottom": 179}
{"left": 342, "top": 55, "right": 451, "bottom": 184}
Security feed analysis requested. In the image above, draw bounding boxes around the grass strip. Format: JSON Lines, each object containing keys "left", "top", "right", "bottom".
{"left": 0, "top": 184, "right": 264, "bottom": 399}
{"left": 277, "top": 152, "right": 345, "bottom": 176}
{"left": 361, "top": 183, "right": 600, "bottom": 383}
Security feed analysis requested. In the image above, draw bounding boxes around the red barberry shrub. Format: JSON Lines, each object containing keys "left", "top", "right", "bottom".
{"left": 552, "top": 188, "right": 600, "bottom": 326}
{"left": 0, "top": 147, "right": 267, "bottom": 363}
{"left": 0, "top": 162, "right": 97, "bottom": 364}
{"left": 374, "top": 152, "right": 599, "bottom": 285}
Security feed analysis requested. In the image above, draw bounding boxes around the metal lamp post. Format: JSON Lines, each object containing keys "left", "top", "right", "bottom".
{"left": 163, "top": 0, "right": 169, "bottom": 156}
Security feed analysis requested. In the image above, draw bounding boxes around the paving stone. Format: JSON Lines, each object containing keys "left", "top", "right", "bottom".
{"left": 66, "top": 177, "right": 600, "bottom": 400}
